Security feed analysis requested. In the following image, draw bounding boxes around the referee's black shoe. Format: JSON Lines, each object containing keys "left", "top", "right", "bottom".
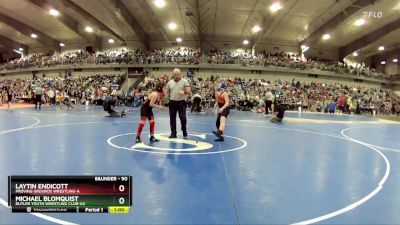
{"left": 169, "top": 134, "right": 177, "bottom": 139}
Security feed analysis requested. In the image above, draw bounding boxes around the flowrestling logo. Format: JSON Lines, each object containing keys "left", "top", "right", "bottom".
{"left": 363, "top": 11, "right": 383, "bottom": 18}
{"left": 107, "top": 132, "right": 247, "bottom": 155}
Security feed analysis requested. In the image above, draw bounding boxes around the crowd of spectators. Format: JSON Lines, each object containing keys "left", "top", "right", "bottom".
{"left": 1, "top": 71, "right": 399, "bottom": 116}
{"left": 193, "top": 76, "right": 400, "bottom": 115}
{"left": 0, "top": 74, "right": 124, "bottom": 107}
{"left": 136, "top": 75, "right": 399, "bottom": 116}
{"left": 1, "top": 47, "right": 394, "bottom": 81}
{"left": 0, "top": 47, "right": 201, "bottom": 71}
{"left": 207, "top": 50, "right": 386, "bottom": 80}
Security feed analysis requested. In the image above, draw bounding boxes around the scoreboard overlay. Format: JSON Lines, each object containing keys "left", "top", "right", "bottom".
{"left": 8, "top": 176, "right": 132, "bottom": 213}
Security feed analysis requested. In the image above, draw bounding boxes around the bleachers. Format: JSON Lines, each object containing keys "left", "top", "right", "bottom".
{"left": 0, "top": 48, "right": 389, "bottom": 82}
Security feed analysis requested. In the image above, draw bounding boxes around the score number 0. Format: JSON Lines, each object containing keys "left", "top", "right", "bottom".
{"left": 118, "top": 177, "right": 128, "bottom": 205}
{"left": 119, "top": 185, "right": 125, "bottom": 205}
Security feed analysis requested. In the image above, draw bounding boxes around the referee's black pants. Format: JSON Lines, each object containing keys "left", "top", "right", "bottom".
{"left": 265, "top": 100, "right": 272, "bottom": 114}
{"left": 169, "top": 100, "right": 187, "bottom": 136}
{"left": 35, "top": 94, "right": 42, "bottom": 109}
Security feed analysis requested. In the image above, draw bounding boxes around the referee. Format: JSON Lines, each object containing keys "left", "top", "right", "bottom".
{"left": 35, "top": 84, "right": 43, "bottom": 110}
{"left": 264, "top": 88, "right": 273, "bottom": 115}
{"left": 166, "top": 68, "right": 191, "bottom": 138}
{"left": 7, "top": 85, "right": 13, "bottom": 111}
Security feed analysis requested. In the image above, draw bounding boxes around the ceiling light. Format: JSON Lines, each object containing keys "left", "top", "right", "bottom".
{"left": 301, "top": 45, "right": 309, "bottom": 52}
{"left": 19, "top": 48, "right": 23, "bottom": 51}
{"left": 49, "top": 9, "right": 59, "bottom": 16}
{"left": 13, "top": 49, "right": 23, "bottom": 55}
{"left": 59, "top": 42, "right": 65, "bottom": 47}
{"left": 108, "top": 38, "right": 114, "bottom": 43}
{"left": 154, "top": 0, "right": 166, "bottom": 8}
{"left": 353, "top": 52, "right": 358, "bottom": 57}
{"left": 243, "top": 39, "right": 249, "bottom": 45}
{"left": 304, "top": 25, "right": 309, "bottom": 31}
{"left": 378, "top": 46, "right": 384, "bottom": 51}
{"left": 85, "top": 26, "right": 93, "bottom": 33}
{"left": 322, "top": 34, "right": 330, "bottom": 40}
{"left": 31, "top": 33, "right": 38, "bottom": 38}
{"left": 176, "top": 37, "right": 182, "bottom": 43}
{"left": 355, "top": 18, "right": 365, "bottom": 26}
{"left": 168, "top": 22, "right": 177, "bottom": 30}
{"left": 270, "top": 2, "right": 283, "bottom": 12}
{"left": 393, "top": 59, "right": 398, "bottom": 63}
{"left": 252, "top": 25, "right": 261, "bottom": 33}
{"left": 381, "top": 61, "right": 386, "bottom": 65}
